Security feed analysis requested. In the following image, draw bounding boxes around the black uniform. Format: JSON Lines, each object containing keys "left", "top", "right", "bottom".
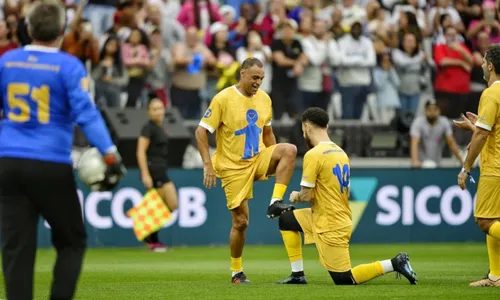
{"left": 140, "top": 120, "right": 170, "bottom": 188}
{"left": 140, "top": 120, "right": 171, "bottom": 245}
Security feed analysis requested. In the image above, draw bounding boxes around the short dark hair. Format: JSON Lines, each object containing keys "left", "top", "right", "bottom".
{"left": 486, "top": 44, "right": 500, "bottom": 74}
{"left": 301, "top": 107, "right": 329, "bottom": 128}
{"left": 241, "top": 57, "right": 263, "bottom": 70}
{"left": 27, "top": 0, "right": 65, "bottom": 42}
{"left": 424, "top": 99, "right": 438, "bottom": 109}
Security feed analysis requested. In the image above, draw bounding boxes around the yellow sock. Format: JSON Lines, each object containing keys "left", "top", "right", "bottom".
{"left": 272, "top": 183, "right": 287, "bottom": 201}
{"left": 487, "top": 235, "right": 500, "bottom": 277}
{"left": 488, "top": 222, "right": 500, "bottom": 240}
{"left": 231, "top": 257, "right": 242, "bottom": 272}
{"left": 280, "top": 230, "right": 302, "bottom": 262}
{"left": 351, "top": 262, "right": 385, "bottom": 284}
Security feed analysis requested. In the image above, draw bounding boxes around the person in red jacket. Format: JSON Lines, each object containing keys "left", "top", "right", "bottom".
{"left": 433, "top": 25, "right": 473, "bottom": 118}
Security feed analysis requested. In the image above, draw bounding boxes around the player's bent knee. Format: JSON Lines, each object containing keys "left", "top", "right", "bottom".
{"left": 279, "top": 211, "right": 302, "bottom": 232}
{"left": 476, "top": 218, "right": 495, "bottom": 233}
{"left": 282, "top": 143, "right": 297, "bottom": 158}
{"left": 329, "top": 270, "right": 356, "bottom": 285}
{"left": 232, "top": 215, "right": 249, "bottom": 232}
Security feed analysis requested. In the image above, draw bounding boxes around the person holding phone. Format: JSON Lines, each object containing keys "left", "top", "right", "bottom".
{"left": 136, "top": 98, "right": 179, "bottom": 252}
{"left": 466, "top": 1, "right": 500, "bottom": 48}
{"left": 61, "top": 17, "right": 99, "bottom": 65}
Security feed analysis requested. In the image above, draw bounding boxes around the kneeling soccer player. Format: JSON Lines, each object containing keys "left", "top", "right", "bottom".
{"left": 276, "top": 107, "right": 418, "bottom": 285}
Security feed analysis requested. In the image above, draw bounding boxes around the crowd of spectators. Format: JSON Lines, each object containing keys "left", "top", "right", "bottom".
{"left": 0, "top": 0, "right": 496, "bottom": 123}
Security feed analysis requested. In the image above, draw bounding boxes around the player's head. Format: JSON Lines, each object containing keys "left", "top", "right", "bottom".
{"left": 301, "top": 107, "right": 329, "bottom": 149}
{"left": 147, "top": 98, "right": 165, "bottom": 124}
{"left": 424, "top": 100, "right": 440, "bottom": 123}
{"left": 483, "top": 44, "right": 500, "bottom": 82}
{"left": 27, "top": 0, "right": 66, "bottom": 44}
{"left": 239, "top": 57, "right": 264, "bottom": 96}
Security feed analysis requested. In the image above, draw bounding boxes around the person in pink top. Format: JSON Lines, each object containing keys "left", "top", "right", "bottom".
{"left": 122, "top": 29, "right": 150, "bottom": 107}
{"left": 177, "top": 0, "right": 221, "bottom": 32}
{"left": 466, "top": 1, "right": 500, "bottom": 49}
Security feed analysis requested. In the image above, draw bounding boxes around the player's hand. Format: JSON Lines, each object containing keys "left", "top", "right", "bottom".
{"left": 141, "top": 173, "right": 153, "bottom": 190}
{"left": 465, "top": 112, "right": 478, "bottom": 124}
{"left": 203, "top": 162, "right": 216, "bottom": 189}
{"left": 453, "top": 113, "right": 476, "bottom": 131}
{"left": 457, "top": 171, "right": 468, "bottom": 190}
{"left": 97, "top": 149, "right": 127, "bottom": 191}
{"left": 290, "top": 191, "right": 299, "bottom": 203}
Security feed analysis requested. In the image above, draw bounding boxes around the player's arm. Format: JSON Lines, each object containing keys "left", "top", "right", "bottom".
{"left": 65, "top": 60, "right": 115, "bottom": 155}
{"left": 263, "top": 126, "right": 276, "bottom": 147}
{"left": 464, "top": 96, "right": 497, "bottom": 171}
{"left": 263, "top": 97, "right": 276, "bottom": 146}
{"left": 444, "top": 121, "right": 464, "bottom": 164}
{"left": 290, "top": 152, "right": 318, "bottom": 203}
{"left": 195, "top": 97, "right": 223, "bottom": 165}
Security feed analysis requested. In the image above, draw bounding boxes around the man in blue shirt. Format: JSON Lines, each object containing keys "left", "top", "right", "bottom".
{"left": 0, "top": 1, "right": 125, "bottom": 299}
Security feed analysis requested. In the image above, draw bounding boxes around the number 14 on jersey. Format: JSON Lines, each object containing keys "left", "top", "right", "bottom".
{"left": 333, "top": 164, "right": 350, "bottom": 193}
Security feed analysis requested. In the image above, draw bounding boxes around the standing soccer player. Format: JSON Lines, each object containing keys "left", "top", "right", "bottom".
{"left": 195, "top": 57, "right": 297, "bottom": 284}
{"left": 455, "top": 44, "right": 500, "bottom": 287}
{"left": 0, "top": 1, "right": 125, "bottom": 299}
{"left": 276, "top": 107, "right": 418, "bottom": 285}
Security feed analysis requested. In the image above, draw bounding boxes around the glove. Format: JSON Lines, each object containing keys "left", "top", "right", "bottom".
{"left": 92, "top": 148, "right": 127, "bottom": 191}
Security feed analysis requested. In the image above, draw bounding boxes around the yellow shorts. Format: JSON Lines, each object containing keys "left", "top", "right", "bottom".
{"left": 475, "top": 176, "right": 500, "bottom": 219}
{"left": 215, "top": 145, "right": 277, "bottom": 210}
{"left": 294, "top": 208, "right": 352, "bottom": 272}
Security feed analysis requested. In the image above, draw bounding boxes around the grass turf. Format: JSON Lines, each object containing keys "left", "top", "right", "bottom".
{"left": 0, "top": 243, "right": 498, "bottom": 299}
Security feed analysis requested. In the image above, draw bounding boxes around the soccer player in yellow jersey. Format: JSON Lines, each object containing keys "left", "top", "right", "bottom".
{"left": 195, "top": 57, "right": 298, "bottom": 284}
{"left": 455, "top": 44, "right": 500, "bottom": 287}
{"left": 276, "top": 107, "right": 418, "bottom": 285}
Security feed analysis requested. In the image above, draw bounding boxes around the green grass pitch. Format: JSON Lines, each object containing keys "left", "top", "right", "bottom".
{"left": 1, "top": 243, "right": 499, "bottom": 299}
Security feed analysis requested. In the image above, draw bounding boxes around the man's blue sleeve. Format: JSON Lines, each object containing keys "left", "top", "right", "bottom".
{"left": 64, "top": 58, "right": 115, "bottom": 155}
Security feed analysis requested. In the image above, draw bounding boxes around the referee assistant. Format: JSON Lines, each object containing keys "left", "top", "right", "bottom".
{"left": 137, "top": 98, "right": 179, "bottom": 252}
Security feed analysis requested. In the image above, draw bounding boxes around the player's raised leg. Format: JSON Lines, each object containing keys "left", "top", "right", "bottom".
{"left": 265, "top": 143, "right": 298, "bottom": 219}
{"left": 276, "top": 210, "right": 308, "bottom": 284}
{"left": 230, "top": 200, "right": 251, "bottom": 283}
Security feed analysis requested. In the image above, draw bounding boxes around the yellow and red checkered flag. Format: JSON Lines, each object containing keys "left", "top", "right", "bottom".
{"left": 126, "top": 189, "right": 172, "bottom": 241}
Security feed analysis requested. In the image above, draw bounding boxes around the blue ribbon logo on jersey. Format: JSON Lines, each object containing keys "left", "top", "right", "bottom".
{"left": 235, "top": 109, "right": 261, "bottom": 159}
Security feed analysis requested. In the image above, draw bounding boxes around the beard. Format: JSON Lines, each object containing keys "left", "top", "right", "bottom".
{"left": 305, "top": 135, "right": 314, "bottom": 150}
{"left": 483, "top": 67, "right": 490, "bottom": 82}
{"left": 426, "top": 116, "right": 437, "bottom": 123}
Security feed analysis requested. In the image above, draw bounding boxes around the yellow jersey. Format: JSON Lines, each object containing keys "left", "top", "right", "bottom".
{"left": 476, "top": 81, "right": 500, "bottom": 177}
{"left": 300, "top": 141, "right": 352, "bottom": 233}
{"left": 199, "top": 86, "right": 273, "bottom": 171}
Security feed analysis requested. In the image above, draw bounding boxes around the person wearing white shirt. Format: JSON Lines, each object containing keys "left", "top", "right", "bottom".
{"left": 148, "top": 0, "right": 181, "bottom": 19}
{"left": 391, "top": 0, "right": 427, "bottom": 30}
{"left": 428, "top": 0, "right": 465, "bottom": 33}
{"left": 299, "top": 18, "right": 332, "bottom": 111}
{"left": 336, "top": 21, "right": 376, "bottom": 119}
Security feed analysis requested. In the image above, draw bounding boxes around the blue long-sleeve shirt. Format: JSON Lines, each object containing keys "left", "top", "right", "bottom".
{"left": 0, "top": 45, "right": 114, "bottom": 165}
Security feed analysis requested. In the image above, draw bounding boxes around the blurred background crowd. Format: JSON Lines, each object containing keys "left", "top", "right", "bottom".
{"left": 0, "top": 0, "right": 493, "bottom": 165}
